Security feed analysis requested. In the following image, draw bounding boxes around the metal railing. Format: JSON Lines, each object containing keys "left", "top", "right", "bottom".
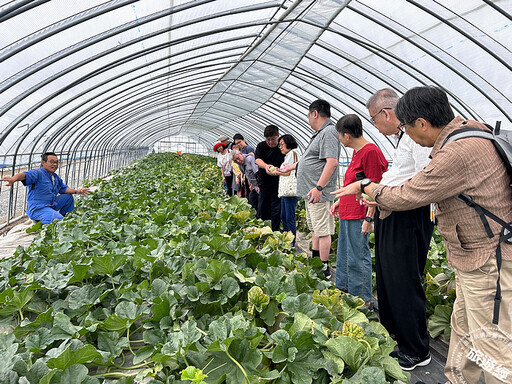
{"left": 0, "top": 148, "right": 148, "bottom": 228}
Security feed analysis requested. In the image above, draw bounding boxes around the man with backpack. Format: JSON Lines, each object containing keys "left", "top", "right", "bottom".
{"left": 333, "top": 86, "right": 511, "bottom": 384}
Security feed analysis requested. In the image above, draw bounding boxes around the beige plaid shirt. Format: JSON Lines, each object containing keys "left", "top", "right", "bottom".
{"left": 373, "top": 116, "right": 512, "bottom": 271}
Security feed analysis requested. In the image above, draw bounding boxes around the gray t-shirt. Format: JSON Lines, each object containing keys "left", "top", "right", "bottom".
{"left": 296, "top": 120, "right": 340, "bottom": 201}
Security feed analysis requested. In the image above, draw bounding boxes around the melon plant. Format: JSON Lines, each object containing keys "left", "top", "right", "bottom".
{"left": 0, "top": 153, "right": 408, "bottom": 384}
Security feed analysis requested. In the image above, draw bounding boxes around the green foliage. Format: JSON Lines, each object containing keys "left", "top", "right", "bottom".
{"left": 424, "top": 228, "right": 456, "bottom": 339}
{"left": 0, "top": 153, "right": 405, "bottom": 383}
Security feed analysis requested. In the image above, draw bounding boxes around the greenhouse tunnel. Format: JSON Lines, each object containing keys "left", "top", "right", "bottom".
{"left": 1, "top": 1, "right": 512, "bottom": 383}
{"left": 0, "top": 0, "right": 511, "bottom": 225}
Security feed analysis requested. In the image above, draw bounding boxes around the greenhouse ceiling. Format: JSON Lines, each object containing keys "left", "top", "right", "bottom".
{"left": 0, "top": 0, "right": 511, "bottom": 162}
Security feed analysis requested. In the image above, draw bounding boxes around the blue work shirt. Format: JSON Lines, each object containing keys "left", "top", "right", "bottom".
{"left": 21, "top": 168, "right": 69, "bottom": 218}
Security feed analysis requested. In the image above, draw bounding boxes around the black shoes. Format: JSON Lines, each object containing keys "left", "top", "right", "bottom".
{"left": 323, "top": 265, "right": 332, "bottom": 279}
{"left": 391, "top": 351, "right": 431, "bottom": 371}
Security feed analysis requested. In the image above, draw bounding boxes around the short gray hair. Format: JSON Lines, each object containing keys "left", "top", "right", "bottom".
{"left": 366, "top": 88, "right": 399, "bottom": 111}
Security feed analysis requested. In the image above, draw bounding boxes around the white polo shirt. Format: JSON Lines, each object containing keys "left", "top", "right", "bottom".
{"left": 380, "top": 132, "right": 432, "bottom": 186}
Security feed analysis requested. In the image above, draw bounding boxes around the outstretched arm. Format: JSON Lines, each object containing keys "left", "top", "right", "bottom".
{"left": 65, "top": 187, "right": 90, "bottom": 196}
{"left": 2, "top": 172, "right": 26, "bottom": 186}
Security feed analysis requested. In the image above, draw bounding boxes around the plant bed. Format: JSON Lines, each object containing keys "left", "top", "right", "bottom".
{"left": 0, "top": 153, "right": 408, "bottom": 383}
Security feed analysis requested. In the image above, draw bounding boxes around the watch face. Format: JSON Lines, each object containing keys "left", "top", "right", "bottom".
{"left": 316, "top": 185, "right": 323, "bottom": 191}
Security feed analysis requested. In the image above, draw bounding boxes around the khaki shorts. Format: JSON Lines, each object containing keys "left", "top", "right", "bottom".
{"left": 305, "top": 201, "right": 335, "bottom": 237}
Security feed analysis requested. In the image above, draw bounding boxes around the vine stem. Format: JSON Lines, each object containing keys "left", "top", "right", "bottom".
{"left": 126, "top": 325, "right": 136, "bottom": 356}
{"left": 110, "top": 274, "right": 118, "bottom": 298}
{"left": 225, "top": 348, "right": 249, "bottom": 382}
{"left": 111, "top": 352, "right": 126, "bottom": 370}
{"left": 183, "top": 345, "right": 190, "bottom": 367}
{"left": 205, "top": 361, "right": 227, "bottom": 375}
{"left": 113, "top": 362, "right": 151, "bottom": 370}
{"left": 93, "top": 372, "right": 137, "bottom": 378}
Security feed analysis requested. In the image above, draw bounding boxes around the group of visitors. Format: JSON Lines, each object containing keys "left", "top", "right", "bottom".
{"left": 213, "top": 127, "right": 302, "bottom": 247}
{"left": 332, "top": 86, "right": 511, "bottom": 384}
{"left": 213, "top": 86, "right": 511, "bottom": 384}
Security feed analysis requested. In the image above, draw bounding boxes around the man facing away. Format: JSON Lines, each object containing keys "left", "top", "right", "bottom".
{"left": 2, "top": 152, "right": 90, "bottom": 224}
{"left": 281, "top": 100, "right": 340, "bottom": 278}
{"left": 334, "top": 86, "right": 512, "bottom": 384}
{"left": 367, "top": 88, "right": 434, "bottom": 370}
{"left": 255, "top": 124, "right": 285, "bottom": 231}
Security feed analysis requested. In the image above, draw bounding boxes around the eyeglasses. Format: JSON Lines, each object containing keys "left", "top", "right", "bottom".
{"left": 397, "top": 118, "right": 417, "bottom": 132}
{"left": 370, "top": 107, "right": 392, "bottom": 125}
{"left": 265, "top": 136, "right": 278, "bottom": 143}
{"left": 278, "top": 143, "right": 285, "bottom": 148}
{"left": 46, "top": 160, "right": 58, "bottom": 164}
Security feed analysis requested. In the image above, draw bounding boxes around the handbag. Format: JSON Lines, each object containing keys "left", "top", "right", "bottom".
{"left": 278, "top": 150, "right": 298, "bottom": 197}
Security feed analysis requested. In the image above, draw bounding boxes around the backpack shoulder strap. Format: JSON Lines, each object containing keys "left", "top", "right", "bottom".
{"left": 456, "top": 192, "right": 511, "bottom": 325}
{"left": 442, "top": 127, "right": 494, "bottom": 148}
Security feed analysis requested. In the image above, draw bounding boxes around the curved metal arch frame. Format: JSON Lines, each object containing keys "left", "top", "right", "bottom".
{"left": 344, "top": 3, "right": 512, "bottom": 120}
{"left": 277, "top": 67, "right": 394, "bottom": 158}
{"left": 0, "top": 0, "right": 223, "bottom": 91}
{"left": 71, "top": 55, "right": 356, "bottom": 152}
{"left": 285, "top": 62, "right": 397, "bottom": 153}
{"left": 19, "top": 39, "right": 255, "bottom": 156}
{"left": 2, "top": 24, "right": 268, "bottom": 155}
{"left": 50, "top": 89, "right": 216, "bottom": 167}
{"left": 0, "top": 2, "right": 282, "bottom": 120}
{"left": 45, "top": 65, "right": 234, "bottom": 152}
{"left": 15, "top": 60, "right": 235, "bottom": 168}
{"left": 300, "top": 20, "right": 483, "bottom": 120}
{"left": 0, "top": 19, "right": 284, "bottom": 158}
{"left": 482, "top": 0, "right": 512, "bottom": 20}
{"left": 47, "top": 70, "right": 239, "bottom": 160}
{"left": 1, "top": 0, "right": 139, "bottom": 62}
{"left": 75, "top": 94, "right": 211, "bottom": 152}
{"left": 1, "top": 0, "right": 508, "bottom": 162}
{"left": 407, "top": 0, "right": 511, "bottom": 72}
{"left": 0, "top": 0, "right": 51, "bottom": 23}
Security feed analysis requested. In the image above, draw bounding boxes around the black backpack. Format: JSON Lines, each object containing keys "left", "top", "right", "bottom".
{"left": 441, "top": 121, "right": 512, "bottom": 325}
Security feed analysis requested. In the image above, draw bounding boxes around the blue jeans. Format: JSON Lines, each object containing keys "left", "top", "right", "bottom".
{"left": 281, "top": 196, "right": 298, "bottom": 245}
{"left": 30, "top": 194, "right": 75, "bottom": 224}
{"left": 336, "top": 218, "right": 372, "bottom": 302}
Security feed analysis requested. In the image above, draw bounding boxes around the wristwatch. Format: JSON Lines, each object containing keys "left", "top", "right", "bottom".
{"left": 316, "top": 185, "right": 323, "bottom": 191}
{"left": 364, "top": 216, "right": 373, "bottom": 223}
{"left": 360, "top": 178, "right": 372, "bottom": 194}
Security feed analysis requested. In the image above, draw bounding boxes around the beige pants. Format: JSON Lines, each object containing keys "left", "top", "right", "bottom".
{"left": 445, "top": 256, "right": 512, "bottom": 384}
{"left": 305, "top": 201, "right": 335, "bottom": 237}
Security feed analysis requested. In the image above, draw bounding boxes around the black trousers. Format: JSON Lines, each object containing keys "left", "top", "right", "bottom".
{"left": 258, "top": 189, "right": 281, "bottom": 232}
{"left": 224, "top": 175, "right": 233, "bottom": 196}
{"left": 248, "top": 189, "right": 259, "bottom": 212}
{"left": 374, "top": 205, "right": 434, "bottom": 357}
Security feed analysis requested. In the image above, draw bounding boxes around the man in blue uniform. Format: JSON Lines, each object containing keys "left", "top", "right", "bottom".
{"left": 2, "top": 152, "right": 90, "bottom": 223}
